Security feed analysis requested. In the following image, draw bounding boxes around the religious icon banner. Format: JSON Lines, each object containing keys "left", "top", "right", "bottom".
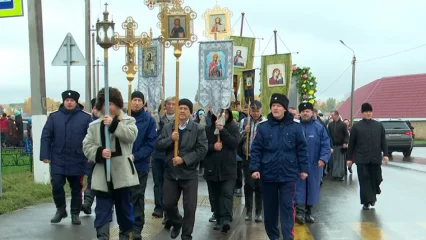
{"left": 242, "top": 69, "right": 255, "bottom": 106}
{"left": 137, "top": 38, "right": 163, "bottom": 113}
{"left": 198, "top": 40, "right": 234, "bottom": 115}
{"left": 260, "top": 53, "right": 292, "bottom": 116}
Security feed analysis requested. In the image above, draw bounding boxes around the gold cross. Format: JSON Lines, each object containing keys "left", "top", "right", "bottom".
{"left": 113, "top": 16, "right": 153, "bottom": 81}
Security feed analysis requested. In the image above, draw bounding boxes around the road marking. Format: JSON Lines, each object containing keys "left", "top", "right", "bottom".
{"left": 350, "top": 222, "right": 391, "bottom": 240}
{"left": 294, "top": 224, "right": 314, "bottom": 240}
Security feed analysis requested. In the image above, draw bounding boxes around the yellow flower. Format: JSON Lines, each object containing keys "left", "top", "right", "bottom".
{"left": 308, "top": 99, "right": 315, "bottom": 104}
{"left": 308, "top": 90, "right": 314, "bottom": 95}
{"left": 303, "top": 81, "right": 307, "bottom": 83}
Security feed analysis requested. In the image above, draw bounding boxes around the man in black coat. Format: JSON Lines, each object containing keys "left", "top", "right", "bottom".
{"left": 156, "top": 99, "right": 208, "bottom": 240}
{"left": 346, "top": 103, "right": 389, "bottom": 210}
{"left": 328, "top": 111, "right": 349, "bottom": 181}
{"left": 203, "top": 108, "right": 240, "bottom": 233}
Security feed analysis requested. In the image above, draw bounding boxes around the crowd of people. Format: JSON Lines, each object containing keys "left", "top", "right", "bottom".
{"left": 39, "top": 87, "right": 389, "bottom": 240}
{"left": 0, "top": 110, "right": 31, "bottom": 148}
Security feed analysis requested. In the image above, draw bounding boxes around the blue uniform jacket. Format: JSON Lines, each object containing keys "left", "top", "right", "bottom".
{"left": 132, "top": 110, "right": 157, "bottom": 173}
{"left": 40, "top": 104, "right": 92, "bottom": 176}
{"left": 295, "top": 117, "right": 331, "bottom": 205}
{"left": 249, "top": 112, "right": 309, "bottom": 183}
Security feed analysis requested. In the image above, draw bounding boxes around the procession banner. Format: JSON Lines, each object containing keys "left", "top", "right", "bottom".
{"left": 229, "top": 36, "right": 255, "bottom": 103}
{"left": 137, "top": 38, "right": 163, "bottom": 113}
{"left": 198, "top": 40, "right": 234, "bottom": 115}
{"left": 202, "top": 4, "right": 233, "bottom": 40}
{"left": 260, "top": 53, "right": 292, "bottom": 116}
{"left": 242, "top": 69, "right": 255, "bottom": 106}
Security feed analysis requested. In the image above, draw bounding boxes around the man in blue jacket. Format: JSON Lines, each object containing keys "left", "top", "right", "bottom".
{"left": 40, "top": 90, "right": 92, "bottom": 225}
{"left": 295, "top": 102, "right": 331, "bottom": 224}
{"left": 129, "top": 91, "right": 158, "bottom": 240}
{"left": 250, "top": 93, "right": 309, "bottom": 240}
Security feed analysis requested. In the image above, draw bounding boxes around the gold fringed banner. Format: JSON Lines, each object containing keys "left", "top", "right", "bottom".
{"left": 260, "top": 53, "right": 292, "bottom": 116}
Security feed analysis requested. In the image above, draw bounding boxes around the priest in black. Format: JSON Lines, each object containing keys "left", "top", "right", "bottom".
{"left": 346, "top": 103, "right": 389, "bottom": 210}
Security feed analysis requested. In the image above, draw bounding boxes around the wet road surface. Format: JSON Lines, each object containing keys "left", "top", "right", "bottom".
{"left": 1, "top": 152, "right": 426, "bottom": 239}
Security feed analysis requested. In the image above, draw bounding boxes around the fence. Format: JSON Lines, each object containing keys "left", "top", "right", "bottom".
{"left": 1, "top": 147, "right": 33, "bottom": 173}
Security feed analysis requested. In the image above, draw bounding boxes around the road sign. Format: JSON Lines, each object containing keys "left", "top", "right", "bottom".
{"left": 52, "top": 33, "right": 87, "bottom": 90}
{"left": 52, "top": 33, "right": 87, "bottom": 66}
{"left": 0, "top": 0, "right": 24, "bottom": 18}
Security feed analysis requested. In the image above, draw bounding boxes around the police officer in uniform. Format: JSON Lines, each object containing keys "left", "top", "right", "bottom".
{"left": 40, "top": 90, "right": 92, "bottom": 225}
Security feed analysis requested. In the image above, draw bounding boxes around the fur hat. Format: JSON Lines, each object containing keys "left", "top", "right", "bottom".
{"left": 96, "top": 87, "right": 124, "bottom": 111}
{"left": 298, "top": 102, "right": 314, "bottom": 112}
{"left": 62, "top": 90, "right": 80, "bottom": 102}
{"left": 361, "top": 103, "right": 373, "bottom": 113}
{"left": 179, "top": 98, "right": 193, "bottom": 113}
{"left": 270, "top": 93, "right": 289, "bottom": 110}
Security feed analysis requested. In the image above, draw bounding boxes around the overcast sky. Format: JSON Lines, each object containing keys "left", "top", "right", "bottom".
{"left": 1, "top": 0, "right": 426, "bottom": 104}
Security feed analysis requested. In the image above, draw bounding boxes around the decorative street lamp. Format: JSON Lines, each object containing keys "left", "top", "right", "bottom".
{"left": 95, "top": 3, "right": 115, "bottom": 182}
{"left": 340, "top": 40, "right": 356, "bottom": 126}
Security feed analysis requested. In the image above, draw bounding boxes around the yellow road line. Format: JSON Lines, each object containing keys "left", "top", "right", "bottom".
{"left": 294, "top": 224, "right": 315, "bottom": 240}
{"left": 350, "top": 222, "right": 391, "bottom": 240}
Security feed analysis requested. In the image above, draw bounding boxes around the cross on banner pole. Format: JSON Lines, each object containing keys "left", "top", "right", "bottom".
{"left": 113, "top": 17, "right": 153, "bottom": 115}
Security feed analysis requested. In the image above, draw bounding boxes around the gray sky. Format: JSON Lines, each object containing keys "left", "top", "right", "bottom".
{"left": 1, "top": 0, "right": 426, "bottom": 104}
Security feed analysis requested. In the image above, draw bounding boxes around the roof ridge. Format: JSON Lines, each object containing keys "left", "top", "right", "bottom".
{"left": 356, "top": 79, "right": 382, "bottom": 117}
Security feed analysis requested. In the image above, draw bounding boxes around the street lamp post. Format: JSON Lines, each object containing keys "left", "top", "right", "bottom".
{"left": 340, "top": 40, "right": 356, "bottom": 125}
{"left": 96, "top": 3, "right": 115, "bottom": 182}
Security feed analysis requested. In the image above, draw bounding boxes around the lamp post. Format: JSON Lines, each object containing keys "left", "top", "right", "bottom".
{"left": 96, "top": 2, "right": 115, "bottom": 182}
{"left": 340, "top": 40, "right": 356, "bottom": 125}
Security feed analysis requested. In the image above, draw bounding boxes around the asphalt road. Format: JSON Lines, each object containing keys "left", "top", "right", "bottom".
{"left": 0, "top": 154, "right": 426, "bottom": 239}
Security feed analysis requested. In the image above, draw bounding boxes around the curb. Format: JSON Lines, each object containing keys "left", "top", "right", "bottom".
{"left": 386, "top": 161, "right": 426, "bottom": 173}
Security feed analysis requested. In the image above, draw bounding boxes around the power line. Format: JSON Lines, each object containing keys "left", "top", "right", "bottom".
{"left": 317, "top": 64, "right": 351, "bottom": 97}
{"left": 358, "top": 43, "right": 426, "bottom": 63}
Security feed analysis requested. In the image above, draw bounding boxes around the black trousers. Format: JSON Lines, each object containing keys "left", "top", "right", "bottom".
{"left": 51, "top": 174, "right": 83, "bottom": 214}
{"left": 131, "top": 172, "right": 148, "bottom": 235}
{"left": 357, "top": 163, "right": 383, "bottom": 204}
{"left": 243, "top": 161, "right": 262, "bottom": 213}
{"left": 235, "top": 161, "right": 243, "bottom": 189}
{"left": 152, "top": 159, "right": 164, "bottom": 213}
{"left": 163, "top": 178, "right": 198, "bottom": 239}
{"left": 207, "top": 179, "right": 235, "bottom": 224}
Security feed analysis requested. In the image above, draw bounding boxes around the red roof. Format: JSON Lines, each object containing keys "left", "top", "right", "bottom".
{"left": 337, "top": 73, "right": 426, "bottom": 119}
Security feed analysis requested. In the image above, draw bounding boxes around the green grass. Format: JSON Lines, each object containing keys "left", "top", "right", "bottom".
{"left": 0, "top": 171, "right": 52, "bottom": 215}
{"left": 414, "top": 139, "right": 426, "bottom": 145}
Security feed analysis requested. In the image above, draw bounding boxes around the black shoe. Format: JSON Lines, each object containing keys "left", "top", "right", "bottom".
{"left": 221, "top": 222, "right": 231, "bottom": 233}
{"left": 132, "top": 227, "right": 142, "bottom": 240}
{"left": 255, "top": 214, "right": 263, "bottom": 223}
{"left": 213, "top": 223, "right": 221, "bottom": 231}
{"left": 152, "top": 211, "right": 163, "bottom": 218}
{"left": 305, "top": 214, "right": 315, "bottom": 223}
{"left": 170, "top": 224, "right": 182, "bottom": 239}
{"left": 370, "top": 201, "right": 376, "bottom": 207}
{"left": 363, "top": 204, "right": 370, "bottom": 210}
{"left": 50, "top": 209, "right": 68, "bottom": 223}
{"left": 118, "top": 231, "right": 130, "bottom": 240}
{"left": 71, "top": 214, "right": 81, "bottom": 225}
{"left": 234, "top": 189, "right": 242, "bottom": 197}
{"left": 295, "top": 213, "right": 305, "bottom": 225}
{"left": 245, "top": 210, "right": 252, "bottom": 221}
{"left": 163, "top": 218, "right": 172, "bottom": 229}
{"left": 209, "top": 214, "right": 217, "bottom": 222}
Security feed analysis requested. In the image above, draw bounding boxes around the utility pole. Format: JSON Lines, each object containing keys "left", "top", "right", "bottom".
{"left": 84, "top": 0, "right": 91, "bottom": 109}
{"left": 340, "top": 40, "right": 356, "bottom": 125}
{"left": 28, "top": 0, "right": 49, "bottom": 184}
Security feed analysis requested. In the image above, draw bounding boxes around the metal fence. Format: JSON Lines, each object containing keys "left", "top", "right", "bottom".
{"left": 1, "top": 147, "right": 33, "bottom": 172}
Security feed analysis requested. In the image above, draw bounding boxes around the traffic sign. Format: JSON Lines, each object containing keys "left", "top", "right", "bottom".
{"left": 0, "top": 0, "right": 24, "bottom": 18}
{"left": 52, "top": 33, "right": 87, "bottom": 66}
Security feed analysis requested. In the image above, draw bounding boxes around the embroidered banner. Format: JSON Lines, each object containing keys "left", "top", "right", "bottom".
{"left": 242, "top": 69, "right": 255, "bottom": 106}
{"left": 260, "top": 53, "right": 292, "bottom": 116}
{"left": 198, "top": 40, "right": 234, "bottom": 115}
{"left": 137, "top": 38, "right": 163, "bottom": 113}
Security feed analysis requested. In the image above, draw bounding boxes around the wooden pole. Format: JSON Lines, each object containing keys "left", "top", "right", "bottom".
{"left": 173, "top": 45, "right": 182, "bottom": 158}
{"left": 160, "top": 4, "right": 166, "bottom": 116}
{"left": 273, "top": 29, "right": 278, "bottom": 55}
{"left": 240, "top": 12, "right": 245, "bottom": 37}
{"left": 245, "top": 100, "right": 251, "bottom": 160}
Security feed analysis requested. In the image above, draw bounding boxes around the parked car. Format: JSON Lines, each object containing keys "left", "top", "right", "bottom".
{"left": 380, "top": 119, "right": 414, "bottom": 157}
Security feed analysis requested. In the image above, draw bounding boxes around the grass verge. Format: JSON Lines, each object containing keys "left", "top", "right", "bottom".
{"left": 414, "top": 139, "right": 426, "bottom": 146}
{"left": 0, "top": 170, "right": 52, "bottom": 215}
